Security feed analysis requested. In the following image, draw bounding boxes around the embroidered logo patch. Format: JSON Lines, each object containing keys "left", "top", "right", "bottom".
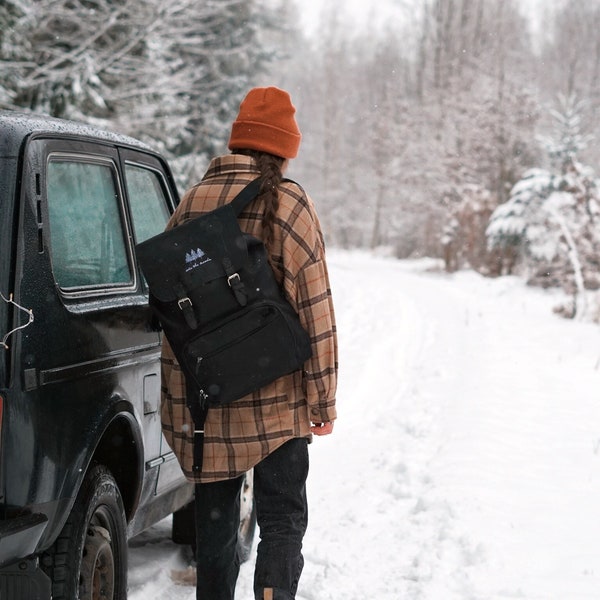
{"left": 185, "top": 247, "right": 211, "bottom": 271}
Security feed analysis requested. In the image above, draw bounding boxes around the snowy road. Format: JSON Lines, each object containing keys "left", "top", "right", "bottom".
{"left": 128, "top": 251, "right": 600, "bottom": 600}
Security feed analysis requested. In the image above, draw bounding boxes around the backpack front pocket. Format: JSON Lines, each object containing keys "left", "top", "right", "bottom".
{"left": 182, "top": 301, "right": 304, "bottom": 405}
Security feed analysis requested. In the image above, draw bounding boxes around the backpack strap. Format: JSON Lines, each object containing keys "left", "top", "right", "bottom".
{"left": 186, "top": 380, "right": 209, "bottom": 473}
{"left": 221, "top": 178, "right": 262, "bottom": 307}
{"left": 229, "top": 176, "right": 298, "bottom": 215}
{"left": 222, "top": 257, "right": 248, "bottom": 306}
{"left": 230, "top": 177, "right": 262, "bottom": 216}
{"left": 173, "top": 283, "right": 198, "bottom": 329}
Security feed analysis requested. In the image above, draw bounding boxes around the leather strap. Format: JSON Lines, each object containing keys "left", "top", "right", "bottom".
{"left": 222, "top": 257, "right": 248, "bottom": 306}
{"left": 186, "top": 380, "right": 209, "bottom": 472}
{"left": 173, "top": 283, "right": 198, "bottom": 329}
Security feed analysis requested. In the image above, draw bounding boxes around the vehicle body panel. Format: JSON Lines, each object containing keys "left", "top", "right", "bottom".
{"left": 0, "top": 111, "right": 193, "bottom": 594}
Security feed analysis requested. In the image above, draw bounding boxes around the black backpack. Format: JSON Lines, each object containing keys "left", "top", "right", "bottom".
{"left": 136, "top": 178, "right": 312, "bottom": 404}
{"left": 136, "top": 179, "right": 312, "bottom": 471}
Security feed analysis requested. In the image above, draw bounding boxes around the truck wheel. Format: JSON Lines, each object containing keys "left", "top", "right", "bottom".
{"left": 42, "top": 464, "right": 127, "bottom": 600}
{"left": 237, "top": 469, "right": 256, "bottom": 562}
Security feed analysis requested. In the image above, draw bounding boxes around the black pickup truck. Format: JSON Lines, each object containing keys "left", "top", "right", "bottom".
{"left": 0, "top": 110, "right": 199, "bottom": 599}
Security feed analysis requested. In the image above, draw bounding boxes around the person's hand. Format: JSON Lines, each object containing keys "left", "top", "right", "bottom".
{"left": 310, "top": 421, "right": 334, "bottom": 436}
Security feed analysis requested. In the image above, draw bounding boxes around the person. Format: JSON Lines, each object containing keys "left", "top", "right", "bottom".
{"left": 160, "top": 86, "right": 338, "bottom": 600}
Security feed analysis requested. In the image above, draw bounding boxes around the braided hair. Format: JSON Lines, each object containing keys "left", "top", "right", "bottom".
{"left": 237, "top": 149, "right": 285, "bottom": 254}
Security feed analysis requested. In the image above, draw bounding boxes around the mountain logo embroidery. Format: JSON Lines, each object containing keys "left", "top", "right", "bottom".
{"left": 185, "top": 247, "right": 211, "bottom": 271}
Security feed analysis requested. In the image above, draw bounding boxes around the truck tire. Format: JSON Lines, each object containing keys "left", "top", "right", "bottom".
{"left": 42, "top": 464, "right": 128, "bottom": 600}
{"left": 237, "top": 468, "right": 256, "bottom": 562}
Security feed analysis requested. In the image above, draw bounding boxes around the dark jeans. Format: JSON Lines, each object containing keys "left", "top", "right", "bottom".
{"left": 194, "top": 438, "right": 309, "bottom": 600}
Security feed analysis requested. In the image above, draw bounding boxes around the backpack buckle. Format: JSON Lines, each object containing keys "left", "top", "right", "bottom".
{"left": 177, "top": 296, "right": 198, "bottom": 329}
{"left": 178, "top": 297, "right": 192, "bottom": 310}
{"left": 226, "top": 272, "right": 247, "bottom": 306}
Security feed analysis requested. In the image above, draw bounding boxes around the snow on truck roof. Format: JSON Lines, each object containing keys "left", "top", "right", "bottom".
{"left": 0, "top": 110, "right": 152, "bottom": 156}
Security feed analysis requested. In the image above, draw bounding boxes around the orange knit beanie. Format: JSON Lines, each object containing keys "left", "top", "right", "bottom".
{"left": 228, "top": 87, "right": 302, "bottom": 159}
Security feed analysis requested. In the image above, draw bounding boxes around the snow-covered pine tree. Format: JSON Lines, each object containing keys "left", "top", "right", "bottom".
{"left": 0, "top": 0, "right": 28, "bottom": 108}
{"left": 0, "top": 0, "right": 25, "bottom": 51}
{"left": 486, "top": 94, "right": 600, "bottom": 319}
{"left": 147, "top": 0, "right": 278, "bottom": 188}
{"left": 1, "top": 0, "right": 155, "bottom": 119}
{"left": 0, "top": 0, "right": 279, "bottom": 188}
{"left": 485, "top": 168, "right": 553, "bottom": 272}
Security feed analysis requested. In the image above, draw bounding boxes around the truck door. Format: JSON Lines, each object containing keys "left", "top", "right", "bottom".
{"left": 119, "top": 148, "right": 185, "bottom": 494}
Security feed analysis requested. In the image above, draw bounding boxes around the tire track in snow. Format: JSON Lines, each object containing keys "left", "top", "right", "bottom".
{"left": 296, "top": 252, "right": 476, "bottom": 600}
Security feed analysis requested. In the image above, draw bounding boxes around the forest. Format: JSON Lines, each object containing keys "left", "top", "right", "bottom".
{"left": 1, "top": 0, "right": 599, "bottom": 320}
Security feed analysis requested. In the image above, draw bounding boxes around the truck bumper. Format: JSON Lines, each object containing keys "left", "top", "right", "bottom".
{"left": 0, "top": 513, "right": 51, "bottom": 599}
{"left": 0, "top": 512, "right": 48, "bottom": 567}
{"left": 0, "top": 558, "right": 51, "bottom": 600}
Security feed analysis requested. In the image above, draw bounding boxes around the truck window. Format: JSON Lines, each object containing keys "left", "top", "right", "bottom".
{"left": 125, "top": 164, "right": 170, "bottom": 244}
{"left": 47, "top": 159, "right": 132, "bottom": 289}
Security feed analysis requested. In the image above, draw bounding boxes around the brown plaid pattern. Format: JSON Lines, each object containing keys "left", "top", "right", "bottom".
{"left": 160, "top": 154, "right": 338, "bottom": 482}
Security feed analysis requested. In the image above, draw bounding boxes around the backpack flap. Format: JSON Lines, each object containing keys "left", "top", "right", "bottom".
{"left": 136, "top": 204, "right": 248, "bottom": 304}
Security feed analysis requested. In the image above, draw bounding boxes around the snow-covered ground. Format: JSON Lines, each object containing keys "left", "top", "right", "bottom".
{"left": 128, "top": 250, "right": 600, "bottom": 600}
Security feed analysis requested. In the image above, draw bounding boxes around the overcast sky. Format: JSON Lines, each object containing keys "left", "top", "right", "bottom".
{"left": 291, "top": 0, "right": 546, "bottom": 40}
{"left": 291, "top": 0, "right": 406, "bottom": 37}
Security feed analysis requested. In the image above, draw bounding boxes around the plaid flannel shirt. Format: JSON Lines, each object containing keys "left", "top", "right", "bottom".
{"left": 160, "top": 154, "right": 338, "bottom": 482}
